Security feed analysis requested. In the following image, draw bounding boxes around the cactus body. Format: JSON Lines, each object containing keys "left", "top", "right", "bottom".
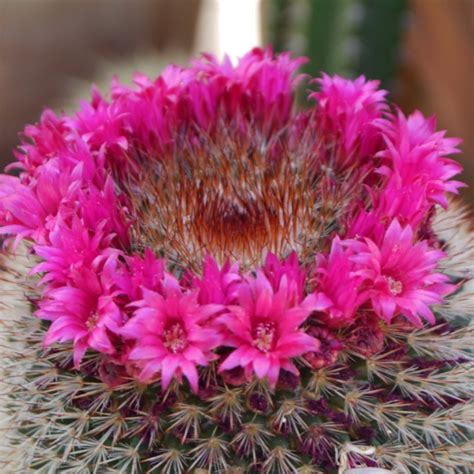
{"left": 1, "top": 203, "right": 473, "bottom": 473}
{"left": 0, "top": 50, "right": 472, "bottom": 473}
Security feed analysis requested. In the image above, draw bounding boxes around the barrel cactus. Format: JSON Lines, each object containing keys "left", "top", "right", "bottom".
{"left": 0, "top": 48, "right": 472, "bottom": 473}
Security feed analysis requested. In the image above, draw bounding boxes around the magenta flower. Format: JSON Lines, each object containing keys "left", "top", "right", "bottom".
{"left": 11, "top": 109, "right": 72, "bottom": 174}
{"left": 350, "top": 219, "right": 455, "bottom": 326}
{"left": 0, "top": 174, "right": 47, "bottom": 245}
{"left": 0, "top": 48, "right": 463, "bottom": 394}
{"left": 262, "top": 252, "right": 306, "bottom": 305}
{"left": 0, "top": 47, "right": 470, "bottom": 474}
{"left": 376, "top": 111, "right": 463, "bottom": 209}
{"left": 313, "top": 237, "right": 368, "bottom": 327}
{"left": 312, "top": 74, "right": 387, "bottom": 164}
{"left": 113, "top": 248, "right": 165, "bottom": 301}
{"left": 32, "top": 217, "right": 112, "bottom": 288}
{"left": 218, "top": 272, "right": 330, "bottom": 387}
{"left": 38, "top": 257, "right": 124, "bottom": 367}
{"left": 75, "top": 177, "right": 130, "bottom": 247}
{"left": 120, "top": 274, "right": 223, "bottom": 392}
{"left": 191, "top": 255, "right": 241, "bottom": 305}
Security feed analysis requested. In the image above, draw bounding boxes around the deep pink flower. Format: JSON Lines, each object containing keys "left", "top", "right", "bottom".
{"left": 218, "top": 272, "right": 330, "bottom": 387}
{"left": 313, "top": 238, "right": 367, "bottom": 328}
{"left": 33, "top": 217, "right": 113, "bottom": 288}
{"left": 76, "top": 177, "right": 130, "bottom": 247}
{"left": 376, "top": 111, "right": 463, "bottom": 209}
{"left": 73, "top": 87, "right": 129, "bottom": 153}
{"left": 262, "top": 252, "right": 306, "bottom": 305}
{"left": 350, "top": 219, "right": 455, "bottom": 326}
{"left": 120, "top": 274, "right": 223, "bottom": 392}
{"left": 113, "top": 248, "right": 165, "bottom": 301}
{"left": 38, "top": 257, "right": 124, "bottom": 367}
{"left": 0, "top": 48, "right": 463, "bottom": 393}
{"left": 345, "top": 207, "right": 386, "bottom": 242}
{"left": 188, "top": 48, "right": 307, "bottom": 133}
{"left": 0, "top": 175, "right": 47, "bottom": 245}
{"left": 11, "top": 109, "right": 72, "bottom": 174}
{"left": 372, "top": 179, "right": 430, "bottom": 230}
{"left": 191, "top": 255, "right": 241, "bottom": 305}
{"left": 312, "top": 74, "right": 387, "bottom": 164}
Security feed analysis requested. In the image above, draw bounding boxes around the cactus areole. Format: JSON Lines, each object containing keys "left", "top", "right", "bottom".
{"left": 0, "top": 49, "right": 472, "bottom": 473}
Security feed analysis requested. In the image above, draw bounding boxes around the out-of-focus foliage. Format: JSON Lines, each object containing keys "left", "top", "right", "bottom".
{"left": 266, "top": 0, "right": 407, "bottom": 91}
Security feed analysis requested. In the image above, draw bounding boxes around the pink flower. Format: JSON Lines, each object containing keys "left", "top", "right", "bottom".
{"left": 345, "top": 207, "right": 386, "bottom": 241}
{"left": 120, "top": 274, "right": 223, "bottom": 392}
{"left": 38, "top": 257, "right": 124, "bottom": 367}
{"left": 108, "top": 47, "right": 306, "bottom": 158}
{"left": 313, "top": 238, "right": 367, "bottom": 327}
{"left": 73, "top": 87, "right": 129, "bottom": 153}
{"left": 33, "top": 217, "right": 113, "bottom": 288}
{"left": 76, "top": 177, "right": 131, "bottom": 247}
{"left": 312, "top": 74, "right": 387, "bottom": 165}
{"left": 262, "top": 252, "right": 306, "bottom": 305}
{"left": 218, "top": 272, "right": 330, "bottom": 387}
{"left": 113, "top": 248, "right": 165, "bottom": 301}
{"left": 188, "top": 47, "right": 307, "bottom": 134}
{"left": 376, "top": 111, "right": 463, "bottom": 209}
{"left": 350, "top": 219, "right": 455, "bottom": 326}
{"left": 191, "top": 255, "right": 241, "bottom": 305}
{"left": 0, "top": 175, "right": 47, "bottom": 244}
{"left": 371, "top": 179, "right": 430, "bottom": 230}
{"left": 12, "top": 109, "right": 72, "bottom": 174}
{"left": 0, "top": 47, "right": 462, "bottom": 393}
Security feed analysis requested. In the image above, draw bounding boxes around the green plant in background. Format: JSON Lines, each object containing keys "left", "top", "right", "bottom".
{"left": 266, "top": 0, "right": 407, "bottom": 91}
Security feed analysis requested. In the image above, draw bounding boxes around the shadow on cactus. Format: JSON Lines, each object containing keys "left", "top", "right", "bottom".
{"left": 0, "top": 48, "right": 473, "bottom": 473}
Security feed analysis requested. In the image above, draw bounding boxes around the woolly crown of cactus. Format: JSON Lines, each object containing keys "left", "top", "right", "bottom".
{"left": 0, "top": 48, "right": 473, "bottom": 473}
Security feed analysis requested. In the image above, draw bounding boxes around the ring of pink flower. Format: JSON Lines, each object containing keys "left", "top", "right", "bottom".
{"left": 0, "top": 48, "right": 463, "bottom": 393}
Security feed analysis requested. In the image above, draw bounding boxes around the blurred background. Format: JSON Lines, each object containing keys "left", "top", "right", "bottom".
{"left": 0, "top": 0, "right": 473, "bottom": 201}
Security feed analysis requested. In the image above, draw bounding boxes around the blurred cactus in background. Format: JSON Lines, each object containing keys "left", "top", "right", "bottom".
{"left": 266, "top": 0, "right": 407, "bottom": 91}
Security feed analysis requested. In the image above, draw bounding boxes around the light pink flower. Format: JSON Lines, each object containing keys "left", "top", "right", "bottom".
{"left": 120, "top": 274, "right": 223, "bottom": 392}
{"left": 350, "top": 219, "right": 455, "bottom": 326}
{"left": 218, "top": 272, "right": 330, "bottom": 387}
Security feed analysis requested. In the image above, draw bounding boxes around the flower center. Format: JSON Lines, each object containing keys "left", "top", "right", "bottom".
{"left": 163, "top": 323, "right": 187, "bottom": 353}
{"left": 252, "top": 321, "right": 276, "bottom": 353}
{"left": 386, "top": 276, "right": 403, "bottom": 296}
{"left": 86, "top": 312, "right": 100, "bottom": 330}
